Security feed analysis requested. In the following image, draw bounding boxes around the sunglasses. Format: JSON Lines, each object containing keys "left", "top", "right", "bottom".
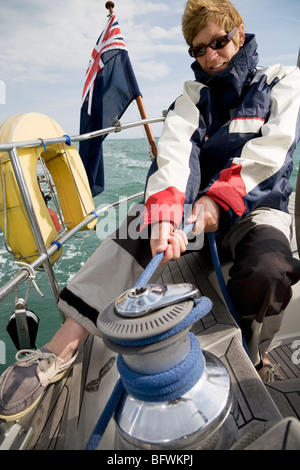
{"left": 188, "top": 26, "right": 238, "bottom": 58}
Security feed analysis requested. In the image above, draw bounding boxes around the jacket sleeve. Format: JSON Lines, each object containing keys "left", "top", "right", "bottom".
{"left": 140, "top": 81, "right": 205, "bottom": 230}
{"left": 204, "top": 65, "right": 300, "bottom": 225}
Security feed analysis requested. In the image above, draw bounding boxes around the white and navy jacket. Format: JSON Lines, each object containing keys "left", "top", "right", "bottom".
{"left": 141, "top": 34, "right": 300, "bottom": 234}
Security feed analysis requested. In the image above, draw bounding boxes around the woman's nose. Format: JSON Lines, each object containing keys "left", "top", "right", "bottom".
{"left": 205, "top": 46, "right": 219, "bottom": 61}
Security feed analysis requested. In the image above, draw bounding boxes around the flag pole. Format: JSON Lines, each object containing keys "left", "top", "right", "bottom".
{"left": 105, "top": 1, "right": 114, "bottom": 16}
{"left": 105, "top": 1, "right": 157, "bottom": 159}
{"left": 135, "top": 96, "right": 157, "bottom": 159}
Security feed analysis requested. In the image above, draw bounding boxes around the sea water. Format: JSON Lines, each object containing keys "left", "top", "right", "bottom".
{"left": 0, "top": 140, "right": 299, "bottom": 372}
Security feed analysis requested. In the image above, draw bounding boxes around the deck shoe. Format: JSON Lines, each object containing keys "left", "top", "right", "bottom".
{"left": 0, "top": 347, "right": 78, "bottom": 422}
{"left": 257, "top": 363, "right": 284, "bottom": 382}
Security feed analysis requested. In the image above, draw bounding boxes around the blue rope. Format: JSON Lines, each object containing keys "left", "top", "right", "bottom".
{"left": 134, "top": 251, "right": 164, "bottom": 287}
{"left": 207, "top": 232, "right": 250, "bottom": 356}
{"left": 85, "top": 378, "right": 124, "bottom": 450}
{"left": 135, "top": 223, "right": 194, "bottom": 288}
{"left": 117, "top": 333, "right": 204, "bottom": 402}
{"left": 207, "top": 233, "right": 239, "bottom": 324}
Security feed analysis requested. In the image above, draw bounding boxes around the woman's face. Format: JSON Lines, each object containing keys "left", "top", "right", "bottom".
{"left": 192, "top": 21, "right": 245, "bottom": 76}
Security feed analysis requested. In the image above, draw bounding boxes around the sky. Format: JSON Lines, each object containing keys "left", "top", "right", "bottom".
{"left": 0, "top": 0, "right": 299, "bottom": 140}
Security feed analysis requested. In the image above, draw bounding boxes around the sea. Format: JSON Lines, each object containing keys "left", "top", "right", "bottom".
{"left": 0, "top": 139, "right": 300, "bottom": 372}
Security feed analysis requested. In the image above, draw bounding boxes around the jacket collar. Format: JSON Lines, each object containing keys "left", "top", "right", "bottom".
{"left": 191, "top": 34, "right": 259, "bottom": 111}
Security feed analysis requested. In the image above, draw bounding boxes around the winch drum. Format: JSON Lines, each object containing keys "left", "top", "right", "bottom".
{"left": 97, "top": 283, "right": 238, "bottom": 450}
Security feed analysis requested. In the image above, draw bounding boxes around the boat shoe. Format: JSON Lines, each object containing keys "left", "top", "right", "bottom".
{"left": 0, "top": 347, "right": 78, "bottom": 422}
{"left": 257, "top": 362, "right": 284, "bottom": 382}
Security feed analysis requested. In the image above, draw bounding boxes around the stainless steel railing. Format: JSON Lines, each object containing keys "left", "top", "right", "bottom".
{"left": 0, "top": 116, "right": 164, "bottom": 303}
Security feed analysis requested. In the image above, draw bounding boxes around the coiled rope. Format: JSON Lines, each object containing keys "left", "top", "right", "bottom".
{"left": 117, "top": 333, "right": 204, "bottom": 402}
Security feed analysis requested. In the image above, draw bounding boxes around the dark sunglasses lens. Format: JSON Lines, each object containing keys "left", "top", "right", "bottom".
{"left": 195, "top": 47, "right": 205, "bottom": 57}
{"left": 210, "top": 37, "right": 229, "bottom": 50}
{"left": 189, "top": 35, "right": 230, "bottom": 57}
{"left": 219, "top": 38, "right": 230, "bottom": 48}
{"left": 189, "top": 46, "right": 205, "bottom": 57}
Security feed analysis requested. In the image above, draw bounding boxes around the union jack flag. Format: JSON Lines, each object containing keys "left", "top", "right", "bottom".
{"left": 80, "top": 13, "right": 141, "bottom": 196}
{"left": 82, "top": 14, "right": 127, "bottom": 114}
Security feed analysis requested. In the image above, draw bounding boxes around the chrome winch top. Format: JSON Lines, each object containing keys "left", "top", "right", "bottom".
{"left": 98, "top": 283, "right": 198, "bottom": 341}
{"left": 115, "top": 283, "right": 198, "bottom": 317}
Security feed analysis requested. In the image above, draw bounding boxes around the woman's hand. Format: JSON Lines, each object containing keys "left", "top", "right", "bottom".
{"left": 187, "top": 196, "right": 221, "bottom": 234}
{"left": 150, "top": 221, "right": 188, "bottom": 264}
{"left": 149, "top": 196, "right": 220, "bottom": 264}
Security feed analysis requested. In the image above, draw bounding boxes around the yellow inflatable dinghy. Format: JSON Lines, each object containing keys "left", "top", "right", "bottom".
{"left": 0, "top": 113, "right": 97, "bottom": 264}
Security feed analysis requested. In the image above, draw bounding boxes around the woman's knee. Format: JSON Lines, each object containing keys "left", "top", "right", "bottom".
{"left": 227, "top": 225, "right": 300, "bottom": 316}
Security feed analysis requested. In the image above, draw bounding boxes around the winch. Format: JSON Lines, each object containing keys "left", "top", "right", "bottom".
{"left": 97, "top": 283, "right": 237, "bottom": 450}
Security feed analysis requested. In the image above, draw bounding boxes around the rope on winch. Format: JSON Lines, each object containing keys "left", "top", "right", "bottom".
{"left": 85, "top": 224, "right": 205, "bottom": 450}
{"left": 85, "top": 228, "right": 248, "bottom": 450}
{"left": 117, "top": 332, "right": 205, "bottom": 402}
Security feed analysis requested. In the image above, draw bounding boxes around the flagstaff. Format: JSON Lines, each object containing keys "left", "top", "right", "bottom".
{"left": 105, "top": 1, "right": 115, "bottom": 16}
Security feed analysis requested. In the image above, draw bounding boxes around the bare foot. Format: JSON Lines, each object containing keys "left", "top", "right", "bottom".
{"left": 44, "top": 317, "right": 89, "bottom": 362}
{"left": 261, "top": 352, "right": 272, "bottom": 366}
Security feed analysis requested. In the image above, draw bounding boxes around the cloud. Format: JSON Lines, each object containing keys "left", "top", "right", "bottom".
{"left": 259, "top": 53, "right": 299, "bottom": 66}
{"left": 1, "top": 1, "right": 89, "bottom": 84}
{"left": 0, "top": 0, "right": 189, "bottom": 134}
{"left": 146, "top": 25, "right": 182, "bottom": 40}
{"left": 116, "top": 0, "right": 170, "bottom": 18}
{"left": 135, "top": 61, "right": 171, "bottom": 80}
{"left": 0, "top": 0, "right": 185, "bottom": 86}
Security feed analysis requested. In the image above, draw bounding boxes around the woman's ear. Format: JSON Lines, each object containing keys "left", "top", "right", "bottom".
{"left": 238, "top": 24, "right": 245, "bottom": 47}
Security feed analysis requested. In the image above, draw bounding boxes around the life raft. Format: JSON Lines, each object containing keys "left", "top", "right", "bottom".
{"left": 0, "top": 112, "right": 97, "bottom": 264}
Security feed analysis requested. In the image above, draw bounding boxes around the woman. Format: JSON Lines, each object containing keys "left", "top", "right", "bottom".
{"left": 1, "top": 0, "right": 300, "bottom": 421}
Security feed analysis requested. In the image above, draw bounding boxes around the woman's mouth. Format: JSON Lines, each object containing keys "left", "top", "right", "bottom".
{"left": 208, "top": 62, "right": 228, "bottom": 74}
{"left": 211, "top": 62, "right": 226, "bottom": 70}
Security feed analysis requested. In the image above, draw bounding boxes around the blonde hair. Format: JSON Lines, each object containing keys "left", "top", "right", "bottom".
{"left": 182, "top": 0, "right": 244, "bottom": 46}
